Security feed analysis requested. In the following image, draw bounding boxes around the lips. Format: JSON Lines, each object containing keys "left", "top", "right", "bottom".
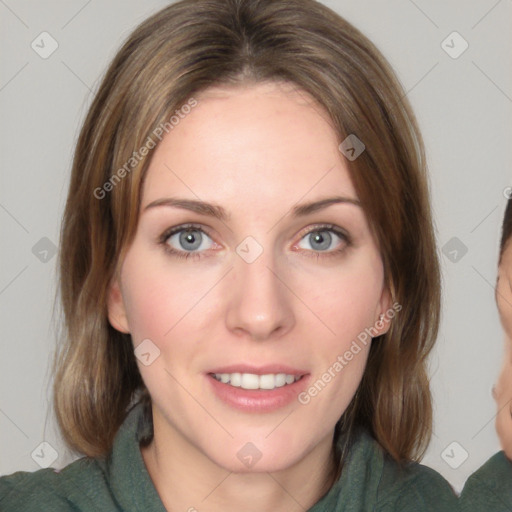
{"left": 206, "top": 369, "right": 311, "bottom": 412}
{"left": 204, "top": 363, "right": 311, "bottom": 412}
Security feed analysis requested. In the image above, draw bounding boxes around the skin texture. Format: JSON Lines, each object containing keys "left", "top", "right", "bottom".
{"left": 494, "top": 241, "right": 512, "bottom": 460}
{"left": 107, "top": 81, "right": 391, "bottom": 512}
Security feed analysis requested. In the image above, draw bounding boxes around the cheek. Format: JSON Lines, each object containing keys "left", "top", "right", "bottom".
{"left": 495, "top": 358, "right": 512, "bottom": 402}
{"left": 306, "top": 255, "right": 385, "bottom": 332}
{"left": 122, "top": 278, "right": 175, "bottom": 340}
{"left": 294, "top": 254, "right": 383, "bottom": 406}
{"left": 120, "top": 251, "right": 212, "bottom": 342}
{"left": 497, "top": 273, "right": 512, "bottom": 338}
{"left": 120, "top": 238, "right": 385, "bottom": 370}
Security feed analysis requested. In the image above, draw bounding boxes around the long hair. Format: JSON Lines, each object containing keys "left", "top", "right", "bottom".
{"left": 53, "top": 0, "right": 440, "bottom": 482}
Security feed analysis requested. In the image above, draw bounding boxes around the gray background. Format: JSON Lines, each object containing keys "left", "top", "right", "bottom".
{"left": 1, "top": 0, "right": 511, "bottom": 495}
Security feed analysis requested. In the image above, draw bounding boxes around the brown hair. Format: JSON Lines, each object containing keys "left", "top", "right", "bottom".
{"left": 53, "top": 0, "right": 440, "bottom": 484}
{"left": 500, "top": 198, "right": 512, "bottom": 260}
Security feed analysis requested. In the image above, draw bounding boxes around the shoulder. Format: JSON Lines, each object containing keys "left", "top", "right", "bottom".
{"left": 459, "top": 451, "right": 512, "bottom": 512}
{"left": 0, "top": 402, "right": 155, "bottom": 512}
{"left": 0, "top": 456, "right": 115, "bottom": 512}
{"left": 347, "top": 432, "right": 457, "bottom": 511}
{"left": 318, "top": 430, "right": 458, "bottom": 511}
{"left": 376, "top": 453, "right": 457, "bottom": 511}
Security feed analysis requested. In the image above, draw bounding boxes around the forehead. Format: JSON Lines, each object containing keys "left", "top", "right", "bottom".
{"left": 141, "top": 81, "right": 358, "bottom": 210}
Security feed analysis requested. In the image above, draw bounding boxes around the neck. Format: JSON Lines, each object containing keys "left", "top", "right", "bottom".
{"left": 140, "top": 413, "right": 338, "bottom": 512}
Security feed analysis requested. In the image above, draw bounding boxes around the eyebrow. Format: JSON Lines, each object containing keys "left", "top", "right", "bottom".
{"left": 143, "top": 195, "right": 361, "bottom": 221}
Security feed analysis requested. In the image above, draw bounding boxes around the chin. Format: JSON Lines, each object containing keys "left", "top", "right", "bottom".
{"left": 206, "top": 444, "right": 303, "bottom": 475}
{"left": 220, "top": 457, "right": 295, "bottom": 475}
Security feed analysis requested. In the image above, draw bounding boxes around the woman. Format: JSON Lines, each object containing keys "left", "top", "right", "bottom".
{"left": 459, "top": 199, "right": 512, "bottom": 511}
{"left": 0, "top": 0, "right": 457, "bottom": 510}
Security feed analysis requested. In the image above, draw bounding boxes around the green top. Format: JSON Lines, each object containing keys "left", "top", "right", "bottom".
{"left": 0, "top": 402, "right": 457, "bottom": 511}
{"left": 459, "top": 452, "right": 512, "bottom": 512}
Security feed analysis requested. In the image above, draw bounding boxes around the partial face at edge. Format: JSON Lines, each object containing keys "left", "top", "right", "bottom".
{"left": 107, "top": 81, "right": 391, "bottom": 473}
{"left": 495, "top": 240, "right": 512, "bottom": 459}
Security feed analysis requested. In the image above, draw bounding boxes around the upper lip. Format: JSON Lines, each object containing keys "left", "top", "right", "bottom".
{"left": 207, "top": 364, "right": 308, "bottom": 376}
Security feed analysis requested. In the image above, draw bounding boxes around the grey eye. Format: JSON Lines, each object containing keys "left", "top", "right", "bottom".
{"left": 166, "top": 228, "right": 213, "bottom": 252}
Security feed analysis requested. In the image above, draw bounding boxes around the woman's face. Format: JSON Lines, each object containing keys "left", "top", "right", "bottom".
{"left": 495, "top": 240, "right": 512, "bottom": 459}
{"left": 108, "top": 81, "right": 390, "bottom": 473}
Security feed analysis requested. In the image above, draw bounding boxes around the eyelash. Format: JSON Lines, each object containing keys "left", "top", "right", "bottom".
{"left": 158, "top": 223, "right": 351, "bottom": 261}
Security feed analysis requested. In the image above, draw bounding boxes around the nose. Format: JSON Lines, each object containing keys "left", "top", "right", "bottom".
{"left": 224, "top": 247, "right": 295, "bottom": 341}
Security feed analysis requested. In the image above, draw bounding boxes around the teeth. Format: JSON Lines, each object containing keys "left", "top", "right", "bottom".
{"left": 230, "top": 373, "right": 242, "bottom": 387}
{"left": 212, "top": 372, "right": 302, "bottom": 390}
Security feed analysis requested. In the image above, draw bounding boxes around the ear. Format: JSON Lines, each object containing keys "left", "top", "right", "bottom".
{"left": 106, "top": 277, "right": 130, "bottom": 334}
{"left": 373, "top": 286, "right": 393, "bottom": 337}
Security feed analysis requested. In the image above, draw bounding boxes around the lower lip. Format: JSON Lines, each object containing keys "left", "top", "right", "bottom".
{"left": 206, "top": 373, "right": 310, "bottom": 413}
